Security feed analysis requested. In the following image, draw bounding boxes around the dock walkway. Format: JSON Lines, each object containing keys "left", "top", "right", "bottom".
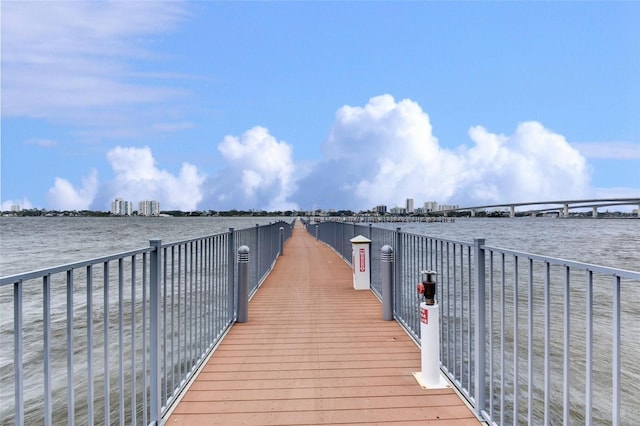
{"left": 166, "top": 222, "right": 480, "bottom": 425}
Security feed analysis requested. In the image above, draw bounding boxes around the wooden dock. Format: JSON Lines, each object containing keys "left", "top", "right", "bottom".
{"left": 165, "top": 222, "right": 481, "bottom": 425}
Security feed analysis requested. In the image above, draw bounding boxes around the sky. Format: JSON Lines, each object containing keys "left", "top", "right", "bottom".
{"left": 1, "top": 1, "right": 639, "bottom": 213}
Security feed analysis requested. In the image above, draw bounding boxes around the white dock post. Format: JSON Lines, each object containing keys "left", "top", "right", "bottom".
{"left": 414, "top": 270, "right": 448, "bottom": 389}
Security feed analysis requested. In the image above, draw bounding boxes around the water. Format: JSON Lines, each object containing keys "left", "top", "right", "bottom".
{"left": 0, "top": 216, "right": 284, "bottom": 276}
{"left": 373, "top": 216, "right": 639, "bottom": 271}
{"left": 0, "top": 216, "right": 286, "bottom": 425}
{"left": 1, "top": 216, "right": 638, "bottom": 424}
{"left": 373, "top": 217, "right": 640, "bottom": 424}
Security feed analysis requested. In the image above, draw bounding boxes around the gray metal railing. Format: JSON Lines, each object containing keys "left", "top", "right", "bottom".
{"left": 1, "top": 220, "right": 293, "bottom": 426}
{"left": 308, "top": 220, "right": 640, "bottom": 425}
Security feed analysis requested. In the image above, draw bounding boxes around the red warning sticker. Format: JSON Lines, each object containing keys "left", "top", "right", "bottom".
{"left": 420, "top": 306, "right": 428, "bottom": 324}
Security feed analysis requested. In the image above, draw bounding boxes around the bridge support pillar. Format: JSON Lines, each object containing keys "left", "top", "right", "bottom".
{"left": 563, "top": 204, "right": 569, "bottom": 218}
{"left": 510, "top": 206, "right": 515, "bottom": 218}
{"left": 592, "top": 207, "right": 598, "bottom": 218}
{"left": 470, "top": 210, "right": 475, "bottom": 217}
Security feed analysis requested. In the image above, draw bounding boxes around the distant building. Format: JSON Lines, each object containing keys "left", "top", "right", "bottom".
{"left": 111, "top": 198, "right": 133, "bottom": 216}
{"left": 405, "top": 198, "right": 414, "bottom": 214}
{"left": 390, "top": 206, "right": 407, "bottom": 215}
{"left": 423, "top": 201, "right": 438, "bottom": 212}
{"left": 11, "top": 205, "right": 21, "bottom": 212}
{"left": 374, "top": 205, "right": 387, "bottom": 215}
{"left": 139, "top": 200, "right": 160, "bottom": 217}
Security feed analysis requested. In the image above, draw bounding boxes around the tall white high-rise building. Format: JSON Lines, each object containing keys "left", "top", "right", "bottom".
{"left": 406, "top": 198, "right": 414, "bottom": 214}
{"left": 139, "top": 200, "right": 160, "bottom": 216}
{"left": 111, "top": 198, "right": 133, "bottom": 216}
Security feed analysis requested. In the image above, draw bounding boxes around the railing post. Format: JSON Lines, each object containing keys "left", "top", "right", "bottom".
{"left": 381, "top": 245, "right": 394, "bottom": 320}
{"left": 228, "top": 228, "right": 235, "bottom": 320}
{"left": 279, "top": 226, "right": 284, "bottom": 256}
{"left": 394, "top": 228, "right": 402, "bottom": 313}
{"left": 237, "top": 245, "right": 250, "bottom": 323}
{"left": 474, "top": 238, "right": 486, "bottom": 418}
{"left": 149, "top": 239, "right": 162, "bottom": 425}
{"left": 256, "top": 224, "right": 260, "bottom": 286}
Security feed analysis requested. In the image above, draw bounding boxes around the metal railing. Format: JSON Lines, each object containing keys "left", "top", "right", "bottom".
{"left": 307, "top": 220, "right": 640, "bottom": 425}
{"left": 1, "top": 220, "right": 293, "bottom": 426}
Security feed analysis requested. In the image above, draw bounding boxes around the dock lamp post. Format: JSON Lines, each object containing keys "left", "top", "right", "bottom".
{"left": 415, "top": 270, "right": 448, "bottom": 388}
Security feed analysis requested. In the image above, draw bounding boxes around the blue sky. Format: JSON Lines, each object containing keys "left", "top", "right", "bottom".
{"left": 2, "top": 1, "right": 639, "bottom": 212}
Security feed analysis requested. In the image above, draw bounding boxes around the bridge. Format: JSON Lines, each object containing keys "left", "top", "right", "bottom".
{"left": 437, "top": 197, "right": 640, "bottom": 218}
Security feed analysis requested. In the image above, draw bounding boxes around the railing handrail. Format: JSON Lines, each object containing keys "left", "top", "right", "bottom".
{"left": 2, "top": 220, "right": 294, "bottom": 426}
{"left": 307, "top": 219, "right": 639, "bottom": 425}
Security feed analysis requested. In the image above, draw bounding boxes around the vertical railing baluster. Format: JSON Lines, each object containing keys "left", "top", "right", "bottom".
{"left": 612, "top": 275, "right": 621, "bottom": 426}
{"left": 14, "top": 280, "right": 24, "bottom": 426}
{"left": 103, "top": 262, "right": 110, "bottom": 426}
{"left": 170, "top": 246, "right": 175, "bottom": 397}
{"left": 473, "top": 239, "right": 486, "bottom": 417}
{"left": 87, "top": 265, "right": 94, "bottom": 426}
{"left": 66, "top": 270, "right": 75, "bottom": 426}
{"left": 176, "top": 246, "right": 181, "bottom": 386}
{"left": 488, "top": 252, "right": 494, "bottom": 420}
{"left": 394, "top": 228, "right": 402, "bottom": 327}
{"left": 118, "top": 259, "right": 124, "bottom": 426}
{"left": 585, "top": 270, "right": 593, "bottom": 426}
{"left": 500, "top": 253, "right": 505, "bottom": 426}
{"left": 142, "top": 253, "right": 148, "bottom": 426}
{"left": 228, "top": 229, "right": 235, "bottom": 322}
{"left": 453, "top": 243, "right": 458, "bottom": 379}
{"left": 467, "top": 245, "right": 472, "bottom": 392}
{"left": 513, "top": 256, "right": 520, "bottom": 423}
{"left": 149, "top": 240, "right": 162, "bottom": 425}
{"left": 563, "top": 266, "right": 570, "bottom": 426}
{"left": 130, "top": 255, "right": 137, "bottom": 426}
{"left": 543, "top": 261, "right": 550, "bottom": 425}
{"left": 527, "top": 258, "right": 533, "bottom": 426}
{"left": 162, "top": 246, "right": 168, "bottom": 407}
{"left": 43, "top": 274, "right": 52, "bottom": 426}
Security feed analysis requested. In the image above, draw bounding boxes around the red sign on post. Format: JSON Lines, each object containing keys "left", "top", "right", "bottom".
{"left": 359, "top": 248, "right": 366, "bottom": 272}
{"left": 420, "top": 306, "right": 428, "bottom": 324}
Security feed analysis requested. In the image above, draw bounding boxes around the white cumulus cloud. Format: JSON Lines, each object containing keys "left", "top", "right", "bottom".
{"left": 46, "top": 169, "right": 99, "bottom": 210}
{"left": 294, "top": 94, "right": 592, "bottom": 210}
{"left": 204, "top": 126, "right": 298, "bottom": 211}
{"left": 44, "top": 146, "right": 205, "bottom": 211}
{"left": 102, "top": 146, "right": 205, "bottom": 211}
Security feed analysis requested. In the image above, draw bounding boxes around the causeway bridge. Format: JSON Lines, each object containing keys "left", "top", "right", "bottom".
{"left": 2, "top": 219, "right": 638, "bottom": 425}
{"left": 438, "top": 197, "right": 640, "bottom": 218}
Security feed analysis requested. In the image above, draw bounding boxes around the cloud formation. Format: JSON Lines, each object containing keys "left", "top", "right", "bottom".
{"left": 47, "top": 169, "right": 99, "bottom": 211}
{"left": 2, "top": 1, "right": 189, "bottom": 136}
{"left": 36, "top": 95, "right": 608, "bottom": 213}
{"left": 204, "top": 126, "right": 298, "bottom": 211}
{"left": 294, "top": 95, "right": 591, "bottom": 210}
{"left": 46, "top": 147, "right": 205, "bottom": 211}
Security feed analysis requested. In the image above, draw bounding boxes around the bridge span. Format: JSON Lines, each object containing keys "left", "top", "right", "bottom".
{"left": 439, "top": 198, "right": 640, "bottom": 218}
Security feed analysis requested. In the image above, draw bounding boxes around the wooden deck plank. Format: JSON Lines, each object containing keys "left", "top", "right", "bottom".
{"left": 165, "top": 222, "right": 481, "bottom": 425}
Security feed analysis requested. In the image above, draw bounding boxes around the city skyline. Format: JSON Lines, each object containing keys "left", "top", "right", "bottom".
{"left": 2, "top": 2, "right": 639, "bottom": 212}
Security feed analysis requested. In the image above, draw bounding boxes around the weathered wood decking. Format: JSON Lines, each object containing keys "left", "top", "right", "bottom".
{"left": 166, "top": 222, "right": 481, "bottom": 425}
